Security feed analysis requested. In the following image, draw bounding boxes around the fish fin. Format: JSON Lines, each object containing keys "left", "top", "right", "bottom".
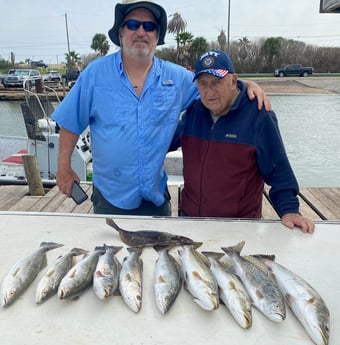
{"left": 192, "top": 271, "right": 204, "bottom": 281}
{"left": 47, "top": 269, "right": 56, "bottom": 278}
{"left": 95, "top": 270, "right": 105, "bottom": 278}
{"left": 221, "top": 241, "right": 245, "bottom": 256}
{"left": 157, "top": 275, "right": 166, "bottom": 283}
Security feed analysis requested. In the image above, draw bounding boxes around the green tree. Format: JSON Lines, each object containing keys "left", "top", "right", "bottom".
{"left": 65, "top": 51, "right": 81, "bottom": 71}
{"left": 262, "top": 37, "right": 283, "bottom": 69}
{"left": 189, "top": 37, "right": 209, "bottom": 66}
{"left": 91, "top": 33, "right": 110, "bottom": 56}
{"left": 176, "top": 31, "right": 193, "bottom": 65}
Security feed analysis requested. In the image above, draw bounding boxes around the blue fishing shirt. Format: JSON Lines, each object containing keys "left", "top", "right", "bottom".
{"left": 52, "top": 51, "right": 198, "bottom": 209}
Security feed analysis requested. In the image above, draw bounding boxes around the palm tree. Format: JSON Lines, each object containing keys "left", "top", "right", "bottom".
{"left": 65, "top": 51, "right": 81, "bottom": 71}
{"left": 91, "top": 33, "right": 110, "bottom": 56}
{"left": 167, "top": 12, "right": 187, "bottom": 53}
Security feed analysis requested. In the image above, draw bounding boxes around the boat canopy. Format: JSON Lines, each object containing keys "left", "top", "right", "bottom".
{"left": 320, "top": 0, "right": 340, "bottom": 12}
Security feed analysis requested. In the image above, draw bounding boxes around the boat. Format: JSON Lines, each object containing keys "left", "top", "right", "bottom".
{"left": 0, "top": 82, "right": 92, "bottom": 186}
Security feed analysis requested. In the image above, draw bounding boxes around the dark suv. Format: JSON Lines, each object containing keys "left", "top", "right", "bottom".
{"left": 31, "top": 60, "right": 48, "bottom": 68}
{"left": 3, "top": 69, "right": 41, "bottom": 88}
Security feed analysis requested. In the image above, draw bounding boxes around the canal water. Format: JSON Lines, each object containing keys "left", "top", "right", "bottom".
{"left": 0, "top": 94, "right": 339, "bottom": 187}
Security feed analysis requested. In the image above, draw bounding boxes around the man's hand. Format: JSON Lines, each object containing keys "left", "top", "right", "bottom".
{"left": 281, "top": 213, "right": 315, "bottom": 234}
{"left": 245, "top": 80, "right": 272, "bottom": 111}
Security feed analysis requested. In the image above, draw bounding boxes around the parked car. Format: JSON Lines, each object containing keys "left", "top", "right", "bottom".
{"left": 2, "top": 69, "right": 41, "bottom": 88}
{"left": 43, "top": 71, "right": 61, "bottom": 82}
{"left": 31, "top": 60, "right": 48, "bottom": 68}
{"left": 274, "top": 64, "right": 314, "bottom": 77}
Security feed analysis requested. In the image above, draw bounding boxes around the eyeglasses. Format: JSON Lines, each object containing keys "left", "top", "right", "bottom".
{"left": 122, "top": 19, "right": 158, "bottom": 32}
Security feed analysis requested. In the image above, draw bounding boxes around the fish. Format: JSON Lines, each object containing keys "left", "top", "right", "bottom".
{"left": 119, "top": 247, "right": 143, "bottom": 313}
{"left": 178, "top": 243, "right": 219, "bottom": 311}
{"left": 221, "top": 241, "right": 286, "bottom": 322}
{"left": 93, "top": 244, "right": 123, "bottom": 300}
{"left": 57, "top": 248, "right": 105, "bottom": 300}
{"left": 1, "top": 241, "right": 64, "bottom": 307}
{"left": 35, "top": 247, "right": 88, "bottom": 304}
{"left": 106, "top": 218, "right": 193, "bottom": 247}
{"left": 153, "top": 245, "right": 183, "bottom": 314}
{"left": 254, "top": 255, "right": 330, "bottom": 345}
{"left": 202, "top": 251, "right": 252, "bottom": 329}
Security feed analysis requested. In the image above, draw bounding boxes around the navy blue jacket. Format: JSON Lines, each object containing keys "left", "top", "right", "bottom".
{"left": 170, "top": 81, "right": 300, "bottom": 218}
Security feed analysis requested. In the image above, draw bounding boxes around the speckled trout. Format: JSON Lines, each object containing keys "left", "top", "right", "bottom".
{"left": 153, "top": 245, "right": 182, "bottom": 314}
{"left": 222, "top": 241, "right": 286, "bottom": 322}
{"left": 1, "top": 241, "right": 63, "bottom": 307}
{"left": 119, "top": 247, "right": 143, "bottom": 313}
{"left": 36, "top": 247, "right": 87, "bottom": 304}
{"left": 255, "top": 255, "right": 330, "bottom": 345}
{"left": 202, "top": 251, "right": 252, "bottom": 329}
{"left": 58, "top": 248, "right": 105, "bottom": 300}
{"left": 179, "top": 243, "right": 219, "bottom": 311}
{"left": 93, "top": 244, "right": 122, "bottom": 300}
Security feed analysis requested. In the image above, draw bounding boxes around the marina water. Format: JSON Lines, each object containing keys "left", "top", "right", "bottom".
{"left": 0, "top": 94, "right": 339, "bottom": 188}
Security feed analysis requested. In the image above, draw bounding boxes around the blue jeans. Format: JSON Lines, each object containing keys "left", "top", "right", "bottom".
{"left": 91, "top": 186, "right": 171, "bottom": 216}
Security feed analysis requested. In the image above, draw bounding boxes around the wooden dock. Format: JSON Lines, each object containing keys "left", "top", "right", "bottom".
{"left": 1, "top": 184, "right": 339, "bottom": 221}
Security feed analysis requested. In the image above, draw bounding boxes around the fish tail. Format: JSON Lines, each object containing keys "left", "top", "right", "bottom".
{"left": 127, "top": 247, "right": 143, "bottom": 255}
{"left": 70, "top": 248, "right": 89, "bottom": 256}
{"left": 221, "top": 241, "right": 245, "bottom": 256}
{"left": 105, "top": 218, "right": 121, "bottom": 232}
{"left": 40, "top": 242, "right": 64, "bottom": 250}
{"left": 201, "top": 251, "right": 225, "bottom": 261}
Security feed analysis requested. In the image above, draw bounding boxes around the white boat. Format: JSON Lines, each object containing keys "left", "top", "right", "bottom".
{"left": 0, "top": 83, "right": 92, "bottom": 186}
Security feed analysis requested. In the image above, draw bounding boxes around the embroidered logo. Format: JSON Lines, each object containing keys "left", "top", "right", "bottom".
{"left": 225, "top": 133, "right": 237, "bottom": 138}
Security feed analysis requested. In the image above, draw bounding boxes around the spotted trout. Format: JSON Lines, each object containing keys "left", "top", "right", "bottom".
{"left": 1, "top": 241, "right": 64, "bottom": 307}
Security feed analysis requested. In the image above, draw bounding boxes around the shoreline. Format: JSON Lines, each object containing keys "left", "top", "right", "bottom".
{"left": 0, "top": 77, "right": 340, "bottom": 101}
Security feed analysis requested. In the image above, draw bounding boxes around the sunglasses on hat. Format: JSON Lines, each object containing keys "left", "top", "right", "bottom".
{"left": 122, "top": 19, "right": 158, "bottom": 32}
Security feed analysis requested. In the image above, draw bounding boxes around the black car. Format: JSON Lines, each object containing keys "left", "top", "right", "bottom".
{"left": 31, "top": 60, "right": 48, "bottom": 68}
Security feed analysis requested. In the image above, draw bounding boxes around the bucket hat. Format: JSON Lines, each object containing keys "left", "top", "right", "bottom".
{"left": 108, "top": 1, "right": 167, "bottom": 46}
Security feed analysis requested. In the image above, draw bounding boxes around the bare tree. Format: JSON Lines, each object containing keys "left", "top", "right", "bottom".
{"left": 217, "top": 28, "right": 227, "bottom": 51}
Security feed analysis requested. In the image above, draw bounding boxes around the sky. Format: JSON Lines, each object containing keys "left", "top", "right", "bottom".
{"left": 1, "top": 0, "right": 339, "bottom": 65}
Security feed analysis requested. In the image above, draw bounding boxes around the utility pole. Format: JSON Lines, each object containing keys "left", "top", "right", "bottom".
{"left": 227, "top": 0, "right": 231, "bottom": 51}
{"left": 65, "top": 12, "right": 71, "bottom": 54}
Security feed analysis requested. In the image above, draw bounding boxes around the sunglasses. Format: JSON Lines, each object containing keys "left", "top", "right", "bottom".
{"left": 122, "top": 19, "right": 158, "bottom": 32}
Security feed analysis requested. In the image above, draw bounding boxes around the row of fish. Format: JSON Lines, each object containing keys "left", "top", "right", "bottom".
{"left": 0, "top": 226, "right": 330, "bottom": 345}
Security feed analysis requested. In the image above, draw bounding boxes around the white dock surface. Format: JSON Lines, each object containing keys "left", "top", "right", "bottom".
{"left": 0, "top": 212, "right": 338, "bottom": 345}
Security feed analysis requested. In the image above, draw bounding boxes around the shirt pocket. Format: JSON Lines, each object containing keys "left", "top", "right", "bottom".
{"left": 92, "top": 87, "right": 133, "bottom": 126}
{"left": 148, "top": 87, "right": 178, "bottom": 126}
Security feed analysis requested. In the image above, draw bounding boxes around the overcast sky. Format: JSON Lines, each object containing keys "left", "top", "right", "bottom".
{"left": 1, "top": 0, "right": 339, "bottom": 64}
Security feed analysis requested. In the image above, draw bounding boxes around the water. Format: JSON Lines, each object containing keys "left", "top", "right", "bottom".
{"left": 0, "top": 95, "right": 339, "bottom": 187}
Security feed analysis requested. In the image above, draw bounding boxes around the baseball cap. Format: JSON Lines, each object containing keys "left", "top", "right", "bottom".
{"left": 193, "top": 50, "right": 235, "bottom": 81}
{"left": 108, "top": 1, "right": 167, "bottom": 46}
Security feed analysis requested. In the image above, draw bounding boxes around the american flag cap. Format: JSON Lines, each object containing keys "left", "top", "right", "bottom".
{"left": 193, "top": 49, "right": 235, "bottom": 81}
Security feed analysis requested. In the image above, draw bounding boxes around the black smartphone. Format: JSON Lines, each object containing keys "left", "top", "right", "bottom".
{"left": 71, "top": 181, "right": 88, "bottom": 205}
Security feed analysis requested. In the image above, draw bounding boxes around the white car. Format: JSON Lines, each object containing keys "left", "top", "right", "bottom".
{"left": 43, "top": 71, "right": 61, "bottom": 82}
{"left": 3, "top": 69, "right": 41, "bottom": 88}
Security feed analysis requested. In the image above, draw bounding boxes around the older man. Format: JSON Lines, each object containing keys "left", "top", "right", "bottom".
{"left": 170, "top": 49, "right": 315, "bottom": 233}
{"left": 52, "top": 1, "right": 270, "bottom": 216}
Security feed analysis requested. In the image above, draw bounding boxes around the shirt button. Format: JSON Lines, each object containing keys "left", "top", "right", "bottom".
{"left": 113, "top": 169, "right": 121, "bottom": 176}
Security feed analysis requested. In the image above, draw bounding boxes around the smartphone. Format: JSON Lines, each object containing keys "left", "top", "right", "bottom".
{"left": 71, "top": 181, "right": 88, "bottom": 205}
